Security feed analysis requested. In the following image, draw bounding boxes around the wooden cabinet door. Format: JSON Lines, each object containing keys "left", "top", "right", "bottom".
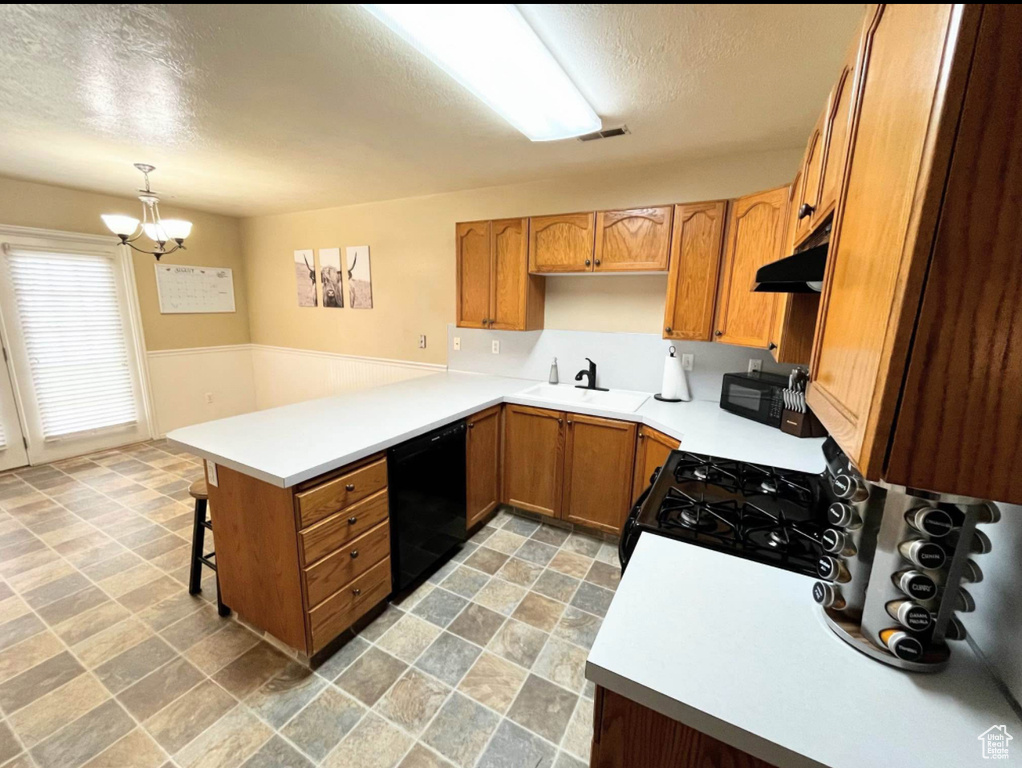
{"left": 663, "top": 200, "right": 727, "bottom": 341}
{"left": 793, "top": 114, "right": 825, "bottom": 244}
{"left": 632, "top": 426, "right": 678, "bottom": 502}
{"left": 466, "top": 406, "right": 501, "bottom": 529}
{"left": 816, "top": 40, "right": 858, "bottom": 224}
{"left": 714, "top": 186, "right": 787, "bottom": 348}
{"left": 562, "top": 414, "right": 636, "bottom": 534}
{"left": 491, "top": 218, "right": 542, "bottom": 331}
{"left": 502, "top": 405, "right": 565, "bottom": 518}
{"left": 528, "top": 213, "right": 595, "bottom": 273}
{"left": 770, "top": 179, "right": 820, "bottom": 365}
{"left": 594, "top": 207, "right": 673, "bottom": 272}
{"left": 456, "top": 220, "right": 492, "bottom": 328}
{"left": 808, "top": 4, "right": 956, "bottom": 476}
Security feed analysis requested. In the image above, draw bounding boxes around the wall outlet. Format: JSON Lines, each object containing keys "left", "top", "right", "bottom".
{"left": 491, "top": 340, "right": 500, "bottom": 354}
{"left": 681, "top": 353, "right": 694, "bottom": 371}
{"left": 453, "top": 336, "right": 461, "bottom": 351}
{"left": 748, "top": 358, "right": 763, "bottom": 373}
{"left": 204, "top": 392, "right": 214, "bottom": 404}
{"left": 419, "top": 334, "right": 427, "bottom": 349}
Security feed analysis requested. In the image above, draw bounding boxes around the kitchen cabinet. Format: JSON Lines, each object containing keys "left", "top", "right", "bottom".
{"left": 768, "top": 179, "right": 820, "bottom": 365}
{"left": 632, "top": 426, "right": 679, "bottom": 502}
{"left": 466, "top": 405, "right": 501, "bottom": 529}
{"left": 456, "top": 218, "right": 544, "bottom": 330}
{"left": 809, "top": 4, "right": 1022, "bottom": 503}
{"left": 662, "top": 200, "right": 727, "bottom": 341}
{"left": 792, "top": 111, "right": 825, "bottom": 244}
{"left": 714, "top": 185, "right": 788, "bottom": 349}
{"left": 594, "top": 206, "right": 673, "bottom": 272}
{"left": 562, "top": 414, "right": 637, "bottom": 534}
{"left": 502, "top": 404, "right": 565, "bottom": 518}
{"left": 528, "top": 212, "right": 595, "bottom": 273}
{"left": 590, "top": 687, "right": 773, "bottom": 768}
{"left": 815, "top": 39, "right": 858, "bottom": 226}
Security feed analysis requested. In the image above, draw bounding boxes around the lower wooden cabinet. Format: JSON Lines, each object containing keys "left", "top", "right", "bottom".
{"left": 591, "top": 686, "right": 775, "bottom": 768}
{"left": 632, "top": 426, "right": 679, "bottom": 502}
{"left": 466, "top": 406, "right": 501, "bottom": 528}
{"left": 502, "top": 404, "right": 566, "bottom": 518}
{"left": 562, "top": 415, "right": 637, "bottom": 534}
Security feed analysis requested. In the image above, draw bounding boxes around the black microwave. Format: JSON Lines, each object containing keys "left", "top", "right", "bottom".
{"left": 719, "top": 371, "right": 788, "bottom": 427}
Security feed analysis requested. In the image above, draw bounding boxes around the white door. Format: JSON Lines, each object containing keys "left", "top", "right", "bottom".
{"left": 0, "top": 350, "right": 28, "bottom": 471}
{"left": 0, "top": 228, "right": 152, "bottom": 464}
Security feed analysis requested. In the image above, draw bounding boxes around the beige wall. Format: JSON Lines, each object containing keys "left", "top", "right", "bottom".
{"left": 0, "top": 175, "right": 249, "bottom": 351}
{"left": 241, "top": 147, "right": 802, "bottom": 364}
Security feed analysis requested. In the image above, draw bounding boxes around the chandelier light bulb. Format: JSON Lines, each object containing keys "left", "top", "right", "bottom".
{"left": 101, "top": 214, "right": 140, "bottom": 238}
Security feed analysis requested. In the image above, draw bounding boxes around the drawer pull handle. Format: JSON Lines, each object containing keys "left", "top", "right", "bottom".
{"left": 348, "top": 516, "right": 358, "bottom": 525}
{"left": 352, "top": 587, "right": 361, "bottom": 597}
{"left": 345, "top": 483, "right": 355, "bottom": 492}
{"left": 350, "top": 550, "right": 359, "bottom": 559}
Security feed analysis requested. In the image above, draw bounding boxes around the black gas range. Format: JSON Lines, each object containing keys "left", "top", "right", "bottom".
{"left": 619, "top": 449, "right": 831, "bottom": 576}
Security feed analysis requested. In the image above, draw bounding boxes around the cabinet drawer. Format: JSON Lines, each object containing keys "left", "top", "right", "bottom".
{"left": 304, "top": 520, "right": 391, "bottom": 608}
{"left": 300, "top": 489, "right": 389, "bottom": 565}
{"left": 296, "top": 457, "right": 388, "bottom": 527}
{"left": 309, "top": 557, "right": 391, "bottom": 652}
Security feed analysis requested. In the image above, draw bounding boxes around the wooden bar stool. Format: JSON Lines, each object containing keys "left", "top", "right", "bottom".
{"left": 188, "top": 479, "right": 230, "bottom": 617}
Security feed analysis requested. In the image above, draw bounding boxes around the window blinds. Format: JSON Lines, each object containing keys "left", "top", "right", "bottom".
{"left": 7, "top": 249, "right": 138, "bottom": 439}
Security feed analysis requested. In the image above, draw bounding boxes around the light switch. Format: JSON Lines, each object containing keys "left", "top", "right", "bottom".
{"left": 204, "top": 392, "right": 214, "bottom": 404}
{"left": 748, "top": 358, "right": 763, "bottom": 373}
{"left": 419, "top": 335, "right": 427, "bottom": 349}
{"left": 492, "top": 340, "right": 500, "bottom": 354}
{"left": 681, "top": 353, "right": 694, "bottom": 371}
{"left": 453, "top": 336, "right": 461, "bottom": 351}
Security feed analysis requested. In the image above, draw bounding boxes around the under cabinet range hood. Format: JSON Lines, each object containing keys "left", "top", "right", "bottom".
{"left": 754, "top": 242, "right": 828, "bottom": 293}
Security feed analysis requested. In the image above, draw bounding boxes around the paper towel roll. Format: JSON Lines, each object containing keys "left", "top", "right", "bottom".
{"left": 660, "top": 346, "right": 691, "bottom": 402}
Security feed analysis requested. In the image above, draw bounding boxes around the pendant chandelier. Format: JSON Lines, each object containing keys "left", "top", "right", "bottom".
{"left": 101, "top": 164, "right": 192, "bottom": 260}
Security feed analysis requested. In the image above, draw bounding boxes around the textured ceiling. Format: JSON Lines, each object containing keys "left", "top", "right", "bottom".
{"left": 0, "top": 4, "right": 864, "bottom": 216}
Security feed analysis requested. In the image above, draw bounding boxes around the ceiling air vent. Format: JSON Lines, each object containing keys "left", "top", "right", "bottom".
{"left": 577, "top": 125, "right": 630, "bottom": 142}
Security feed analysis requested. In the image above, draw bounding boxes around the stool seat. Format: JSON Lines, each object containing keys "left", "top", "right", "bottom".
{"left": 189, "top": 479, "right": 208, "bottom": 501}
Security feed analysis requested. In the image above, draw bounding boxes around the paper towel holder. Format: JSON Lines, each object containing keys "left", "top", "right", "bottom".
{"left": 654, "top": 345, "right": 685, "bottom": 403}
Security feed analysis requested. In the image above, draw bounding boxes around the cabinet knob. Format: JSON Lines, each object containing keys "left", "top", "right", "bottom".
{"left": 797, "top": 203, "right": 815, "bottom": 220}
{"left": 468, "top": 423, "right": 474, "bottom": 429}
{"left": 594, "top": 258, "right": 601, "bottom": 267}
{"left": 714, "top": 330, "right": 723, "bottom": 337}
{"left": 557, "top": 418, "right": 563, "bottom": 425}
{"left": 350, "top": 549, "right": 359, "bottom": 559}
{"left": 566, "top": 419, "right": 572, "bottom": 425}
{"left": 768, "top": 342, "right": 778, "bottom": 351}
{"left": 346, "top": 483, "right": 355, "bottom": 492}
{"left": 665, "top": 326, "right": 673, "bottom": 334}
{"left": 638, "top": 433, "right": 645, "bottom": 440}
{"left": 585, "top": 259, "right": 591, "bottom": 267}
{"left": 348, "top": 516, "right": 357, "bottom": 525}
{"left": 352, "top": 587, "right": 361, "bottom": 597}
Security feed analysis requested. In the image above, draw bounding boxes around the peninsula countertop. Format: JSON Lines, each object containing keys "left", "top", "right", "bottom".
{"left": 587, "top": 534, "right": 1020, "bottom": 768}
{"left": 167, "top": 372, "right": 826, "bottom": 486}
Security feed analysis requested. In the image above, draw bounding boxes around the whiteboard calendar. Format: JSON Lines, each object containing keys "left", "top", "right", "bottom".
{"left": 155, "top": 264, "right": 236, "bottom": 314}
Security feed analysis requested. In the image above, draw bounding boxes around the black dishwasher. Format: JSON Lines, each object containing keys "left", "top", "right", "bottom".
{"left": 387, "top": 420, "right": 467, "bottom": 592}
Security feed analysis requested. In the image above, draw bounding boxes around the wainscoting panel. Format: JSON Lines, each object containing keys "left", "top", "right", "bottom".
{"left": 146, "top": 345, "right": 257, "bottom": 436}
{"left": 250, "top": 345, "right": 444, "bottom": 410}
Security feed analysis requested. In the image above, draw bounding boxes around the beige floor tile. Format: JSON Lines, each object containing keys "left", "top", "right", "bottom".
{"left": 211, "top": 642, "right": 292, "bottom": 700}
{"left": 561, "top": 697, "right": 594, "bottom": 761}
{"left": 174, "top": 705, "right": 271, "bottom": 768}
{"left": 457, "top": 652, "right": 527, "bottom": 714}
{"left": 82, "top": 727, "right": 168, "bottom": 768}
{"left": 72, "top": 616, "right": 152, "bottom": 668}
{"left": 0, "top": 631, "right": 64, "bottom": 683}
{"left": 473, "top": 579, "right": 526, "bottom": 616}
{"left": 281, "top": 686, "right": 365, "bottom": 762}
{"left": 9, "top": 673, "right": 110, "bottom": 746}
{"left": 142, "top": 678, "right": 236, "bottom": 754}
{"left": 0, "top": 596, "right": 31, "bottom": 625}
{"left": 98, "top": 563, "right": 163, "bottom": 598}
{"left": 547, "top": 551, "right": 593, "bottom": 579}
{"left": 376, "top": 614, "right": 442, "bottom": 663}
{"left": 398, "top": 744, "right": 456, "bottom": 768}
{"left": 337, "top": 647, "right": 408, "bottom": 706}
{"left": 532, "top": 636, "right": 588, "bottom": 692}
{"left": 325, "top": 712, "right": 413, "bottom": 768}
{"left": 30, "top": 699, "right": 135, "bottom": 768}
{"left": 421, "top": 693, "right": 498, "bottom": 768}
{"left": 0, "top": 650, "right": 84, "bottom": 715}
{"left": 374, "top": 668, "right": 450, "bottom": 734}
{"left": 481, "top": 530, "right": 527, "bottom": 556}
{"left": 507, "top": 675, "right": 578, "bottom": 744}
{"left": 118, "top": 656, "right": 204, "bottom": 721}
{"left": 511, "top": 592, "right": 565, "bottom": 632}
{"left": 487, "top": 619, "right": 548, "bottom": 669}
{"left": 184, "top": 623, "right": 261, "bottom": 675}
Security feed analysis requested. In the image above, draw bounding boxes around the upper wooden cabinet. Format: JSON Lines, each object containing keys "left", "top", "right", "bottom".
{"left": 594, "top": 207, "right": 673, "bottom": 272}
{"left": 562, "top": 414, "right": 637, "bottom": 534}
{"left": 769, "top": 179, "right": 820, "bottom": 365}
{"left": 816, "top": 40, "right": 858, "bottom": 225}
{"left": 466, "top": 406, "right": 501, "bottom": 529}
{"left": 528, "top": 213, "right": 595, "bottom": 273}
{"left": 809, "top": 4, "right": 1022, "bottom": 503}
{"left": 502, "top": 404, "right": 565, "bottom": 518}
{"left": 663, "top": 201, "right": 727, "bottom": 341}
{"left": 793, "top": 112, "right": 825, "bottom": 243}
{"left": 714, "top": 185, "right": 788, "bottom": 349}
{"left": 456, "top": 218, "right": 544, "bottom": 331}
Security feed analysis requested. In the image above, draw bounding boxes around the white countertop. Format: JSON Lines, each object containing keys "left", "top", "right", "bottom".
{"left": 167, "top": 371, "right": 826, "bottom": 487}
{"left": 587, "top": 534, "right": 1020, "bottom": 768}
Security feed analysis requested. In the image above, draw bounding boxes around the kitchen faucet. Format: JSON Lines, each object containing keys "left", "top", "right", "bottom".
{"left": 574, "top": 358, "right": 609, "bottom": 391}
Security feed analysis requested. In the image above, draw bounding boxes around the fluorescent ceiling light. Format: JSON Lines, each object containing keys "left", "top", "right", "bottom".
{"left": 361, "top": 4, "right": 602, "bottom": 142}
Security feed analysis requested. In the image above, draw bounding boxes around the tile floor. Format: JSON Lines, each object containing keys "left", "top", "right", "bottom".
{"left": 0, "top": 440, "right": 621, "bottom": 768}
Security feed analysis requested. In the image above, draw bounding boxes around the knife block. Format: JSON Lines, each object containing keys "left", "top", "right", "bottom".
{"left": 780, "top": 407, "right": 827, "bottom": 438}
